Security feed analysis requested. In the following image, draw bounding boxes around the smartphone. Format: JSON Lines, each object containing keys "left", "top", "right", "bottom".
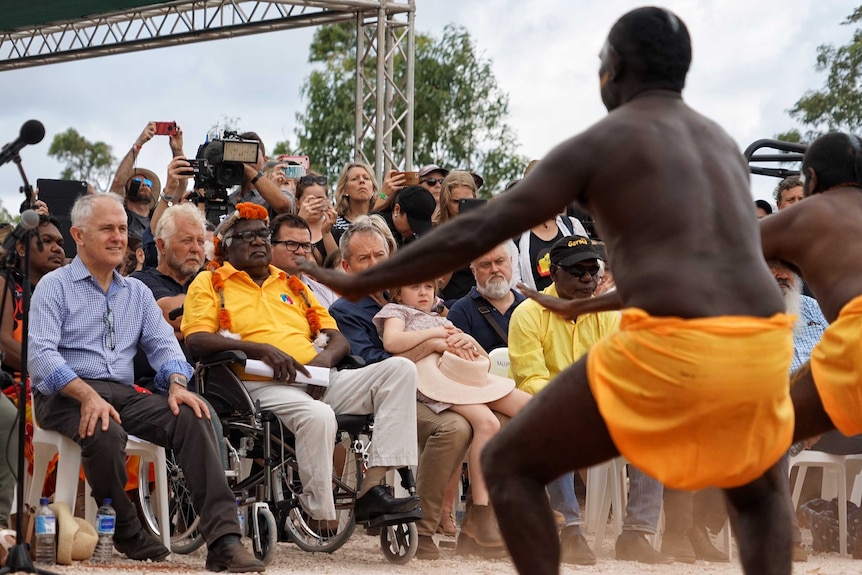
{"left": 458, "top": 198, "right": 487, "bottom": 213}
{"left": 395, "top": 171, "right": 419, "bottom": 186}
{"left": 36, "top": 178, "right": 88, "bottom": 258}
{"left": 154, "top": 121, "right": 177, "bottom": 136}
{"left": 282, "top": 165, "right": 306, "bottom": 179}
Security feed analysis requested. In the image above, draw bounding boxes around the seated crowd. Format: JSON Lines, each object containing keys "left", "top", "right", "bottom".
{"left": 0, "top": 123, "right": 846, "bottom": 572}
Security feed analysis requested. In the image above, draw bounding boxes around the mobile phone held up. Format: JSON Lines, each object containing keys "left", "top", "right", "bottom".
{"left": 458, "top": 198, "right": 487, "bottom": 214}
{"left": 154, "top": 121, "right": 178, "bottom": 136}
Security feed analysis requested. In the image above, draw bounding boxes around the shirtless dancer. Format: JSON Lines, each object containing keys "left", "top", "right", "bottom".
{"left": 300, "top": 8, "right": 794, "bottom": 575}
{"left": 761, "top": 132, "right": 862, "bottom": 455}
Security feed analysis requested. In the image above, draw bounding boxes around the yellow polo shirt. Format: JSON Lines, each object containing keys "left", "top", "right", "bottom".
{"left": 182, "top": 263, "right": 337, "bottom": 376}
{"left": 508, "top": 284, "right": 619, "bottom": 396}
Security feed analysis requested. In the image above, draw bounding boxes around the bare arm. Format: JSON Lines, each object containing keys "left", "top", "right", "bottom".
{"left": 0, "top": 276, "right": 20, "bottom": 370}
{"left": 305, "top": 329, "right": 349, "bottom": 368}
{"left": 150, "top": 156, "right": 192, "bottom": 233}
{"left": 156, "top": 294, "right": 186, "bottom": 339}
{"left": 185, "top": 331, "right": 310, "bottom": 383}
{"left": 110, "top": 123, "right": 157, "bottom": 195}
{"left": 518, "top": 285, "right": 623, "bottom": 321}
{"left": 381, "top": 317, "right": 449, "bottom": 354}
{"left": 243, "top": 164, "right": 293, "bottom": 214}
{"left": 296, "top": 131, "right": 596, "bottom": 299}
{"left": 397, "top": 337, "right": 449, "bottom": 362}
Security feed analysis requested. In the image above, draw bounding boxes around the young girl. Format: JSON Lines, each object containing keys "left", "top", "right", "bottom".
{"left": 373, "top": 281, "right": 531, "bottom": 548}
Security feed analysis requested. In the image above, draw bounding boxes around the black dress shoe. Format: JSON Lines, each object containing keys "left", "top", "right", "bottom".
{"left": 354, "top": 485, "right": 420, "bottom": 523}
{"left": 615, "top": 531, "right": 673, "bottom": 564}
{"left": 114, "top": 529, "right": 170, "bottom": 562}
{"left": 205, "top": 535, "right": 265, "bottom": 573}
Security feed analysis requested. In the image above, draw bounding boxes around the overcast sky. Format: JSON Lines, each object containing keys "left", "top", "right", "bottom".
{"left": 0, "top": 0, "right": 854, "bottom": 215}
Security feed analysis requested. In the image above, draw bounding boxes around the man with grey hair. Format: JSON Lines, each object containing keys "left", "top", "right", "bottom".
{"left": 329, "top": 217, "right": 476, "bottom": 560}
{"left": 133, "top": 203, "right": 207, "bottom": 339}
{"left": 28, "top": 193, "right": 264, "bottom": 571}
{"left": 448, "top": 242, "right": 525, "bottom": 353}
{"left": 774, "top": 176, "right": 804, "bottom": 211}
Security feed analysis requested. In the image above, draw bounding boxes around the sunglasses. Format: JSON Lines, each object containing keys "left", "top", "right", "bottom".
{"left": 228, "top": 230, "right": 271, "bottom": 243}
{"left": 299, "top": 175, "right": 328, "bottom": 186}
{"left": 132, "top": 177, "right": 153, "bottom": 187}
{"left": 272, "top": 240, "right": 314, "bottom": 253}
{"left": 559, "top": 263, "right": 601, "bottom": 278}
{"left": 421, "top": 177, "right": 444, "bottom": 186}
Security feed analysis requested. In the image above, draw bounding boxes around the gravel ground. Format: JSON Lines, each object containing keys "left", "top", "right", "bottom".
{"left": 25, "top": 529, "right": 862, "bottom": 575}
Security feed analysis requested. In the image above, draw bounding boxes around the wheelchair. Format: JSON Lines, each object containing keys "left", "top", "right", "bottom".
{"left": 135, "top": 350, "right": 422, "bottom": 564}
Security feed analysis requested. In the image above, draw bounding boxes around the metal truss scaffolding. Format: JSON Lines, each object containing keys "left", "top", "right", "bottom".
{"left": 0, "top": 0, "right": 415, "bottom": 178}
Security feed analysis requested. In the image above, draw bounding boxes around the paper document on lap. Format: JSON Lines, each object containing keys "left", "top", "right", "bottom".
{"left": 244, "top": 360, "right": 330, "bottom": 387}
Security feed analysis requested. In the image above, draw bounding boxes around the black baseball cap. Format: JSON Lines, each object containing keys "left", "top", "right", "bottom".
{"left": 549, "top": 235, "right": 600, "bottom": 266}
{"left": 396, "top": 186, "right": 436, "bottom": 237}
{"left": 755, "top": 199, "right": 773, "bottom": 215}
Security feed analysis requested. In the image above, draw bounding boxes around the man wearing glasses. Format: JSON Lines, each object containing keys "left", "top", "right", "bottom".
{"left": 28, "top": 193, "right": 264, "bottom": 571}
{"left": 182, "top": 204, "right": 420, "bottom": 527}
{"left": 269, "top": 213, "right": 339, "bottom": 308}
{"left": 508, "top": 236, "right": 667, "bottom": 566}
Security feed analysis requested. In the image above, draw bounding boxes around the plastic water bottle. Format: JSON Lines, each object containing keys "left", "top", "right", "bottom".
{"left": 236, "top": 498, "right": 245, "bottom": 538}
{"left": 34, "top": 497, "right": 56, "bottom": 565}
{"left": 92, "top": 498, "right": 116, "bottom": 564}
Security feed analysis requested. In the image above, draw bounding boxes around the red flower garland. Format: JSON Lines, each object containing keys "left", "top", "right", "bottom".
{"left": 211, "top": 266, "right": 321, "bottom": 338}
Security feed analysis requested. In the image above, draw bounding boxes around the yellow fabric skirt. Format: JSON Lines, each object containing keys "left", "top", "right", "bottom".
{"left": 586, "top": 308, "right": 794, "bottom": 490}
{"left": 811, "top": 294, "right": 862, "bottom": 436}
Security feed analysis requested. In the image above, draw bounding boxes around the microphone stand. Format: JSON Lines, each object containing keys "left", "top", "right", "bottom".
{"left": 14, "top": 152, "right": 34, "bottom": 212}
{"left": 0, "top": 157, "right": 57, "bottom": 575}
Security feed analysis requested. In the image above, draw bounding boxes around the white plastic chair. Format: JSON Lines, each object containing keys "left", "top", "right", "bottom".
{"left": 488, "top": 347, "right": 510, "bottom": 378}
{"left": 788, "top": 451, "right": 862, "bottom": 556}
{"left": 584, "top": 456, "right": 627, "bottom": 549}
{"left": 27, "top": 391, "right": 171, "bottom": 549}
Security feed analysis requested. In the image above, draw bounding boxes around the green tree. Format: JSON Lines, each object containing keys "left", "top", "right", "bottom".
{"left": 779, "top": 7, "right": 862, "bottom": 141}
{"left": 47, "top": 128, "right": 115, "bottom": 192}
{"left": 290, "top": 23, "right": 527, "bottom": 195}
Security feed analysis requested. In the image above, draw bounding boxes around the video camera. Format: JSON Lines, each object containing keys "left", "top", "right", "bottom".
{"left": 193, "top": 131, "right": 260, "bottom": 225}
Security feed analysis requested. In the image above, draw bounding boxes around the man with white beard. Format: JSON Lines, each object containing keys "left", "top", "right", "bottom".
{"left": 769, "top": 260, "right": 828, "bottom": 371}
{"left": 769, "top": 259, "right": 828, "bottom": 561}
{"left": 447, "top": 242, "right": 525, "bottom": 352}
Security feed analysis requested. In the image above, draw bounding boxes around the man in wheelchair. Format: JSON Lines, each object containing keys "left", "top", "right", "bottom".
{"left": 181, "top": 203, "right": 420, "bottom": 525}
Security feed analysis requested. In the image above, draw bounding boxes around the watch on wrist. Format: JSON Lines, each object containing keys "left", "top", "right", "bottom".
{"left": 160, "top": 192, "right": 174, "bottom": 206}
{"left": 169, "top": 375, "right": 188, "bottom": 389}
{"left": 251, "top": 171, "right": 264, "bottom": 184}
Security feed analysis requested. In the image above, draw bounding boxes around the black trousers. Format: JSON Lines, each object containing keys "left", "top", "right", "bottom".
{"left": 34, "top": 380, "right": 238, "bottom": 544}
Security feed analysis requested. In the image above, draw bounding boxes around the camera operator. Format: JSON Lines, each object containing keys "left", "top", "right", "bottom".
{"left": 226, "top": 132, "right": 293, "bottom": 217}
{"left": 110, "top": 123, "right": 186, "bottom": 268}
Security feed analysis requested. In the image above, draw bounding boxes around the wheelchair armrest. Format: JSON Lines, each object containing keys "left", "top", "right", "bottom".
{"left": 335, "top": 354, "right": 366, "bottom": 370}
{"left": 197, "top": 350, "right": 248, "bottom": 368}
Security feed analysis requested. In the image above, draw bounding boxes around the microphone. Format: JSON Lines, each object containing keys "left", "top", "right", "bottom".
{"left": 0, "top": 120, "right": 45, "bottom": 168}
{"left": 6, "top": 210, "right": 40, "bottom": 249}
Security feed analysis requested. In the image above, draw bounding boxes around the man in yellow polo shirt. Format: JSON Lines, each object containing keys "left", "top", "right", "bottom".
{"left": 181, "top": 203, "right": 419, "bottom": 525}
{"left": 509, "top": 236, "right": 668, "bottom": 565}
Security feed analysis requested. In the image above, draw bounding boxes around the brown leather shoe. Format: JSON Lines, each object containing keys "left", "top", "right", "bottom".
{"left": 661, "top": 531, "right": 696, "bottom": 564}
{"left": 416, "top": 535, "right": 440, "bottom": 560}
{"left": 455, "top": 531, "right": 509, "bottom": 558}
{"left": 205, "top": 535, "right": 265, "bottom": 572}
{"left": 458, "top": 504, "right": 503, "bottom": 547}
{"left": 689, "top": 525, "right": 729, "bottom": 562}
{"left": 615, "top": 531, "right": 673, "bottom": 564}
{"left": 559, "top": 526, "right": 596, "bottom": 566}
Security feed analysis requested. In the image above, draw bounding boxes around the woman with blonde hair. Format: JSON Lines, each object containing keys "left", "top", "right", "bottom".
{"left": 331, "top": 162, "right": 378, "bottom": 242}
{"left": 434, "top": 170, "right": 478, "bottom": 225}
{"left": 434, "top": 170, "right": 480, "bottom": 304}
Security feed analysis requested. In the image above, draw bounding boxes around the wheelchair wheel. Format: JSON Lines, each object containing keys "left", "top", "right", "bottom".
{"left": 283, "top": 440, "right": 359, "bottom": 553}
{"left": 380, "top": 521, "right": 418, "bottom": 564}
{"left": 251, "top": 505, "right": 278, "bottom": 564}
{"left": 138, "top": 450, "right": 204, "bottom": 554}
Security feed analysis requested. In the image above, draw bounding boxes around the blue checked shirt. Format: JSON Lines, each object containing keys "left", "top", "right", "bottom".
{"left": 791, "top": 295, "right": 829, "bottom": 373}
{"left": 28, "top": 258, "right": 193, "bottom": 395}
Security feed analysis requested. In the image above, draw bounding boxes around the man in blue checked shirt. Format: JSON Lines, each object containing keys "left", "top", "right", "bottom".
{"left": 28, "top": 193, "right": 264, "bottom": 572}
